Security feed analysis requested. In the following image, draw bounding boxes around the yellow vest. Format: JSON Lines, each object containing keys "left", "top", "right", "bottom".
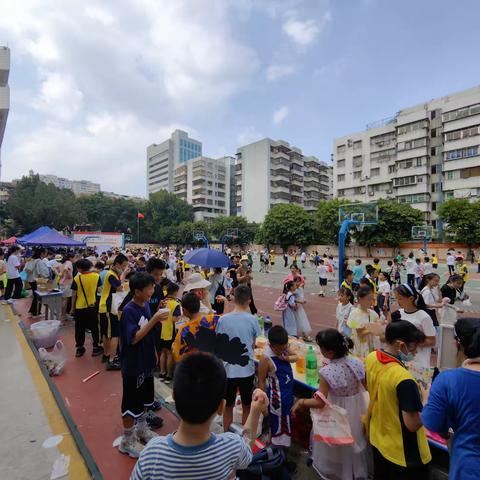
{"left": 365, "top": 351, "right": 432, "bottom": 467}
{"left": 99, "top": 270, "right": 120, "bottom": 313}
{"left": 161, "top": 298, "right": 181, "bottom": 341}
{"left": 73, "top": 272, "right": 99, "bottom": 309}
{"left": 341, "top": 280, "right": 352, "bottom": 291}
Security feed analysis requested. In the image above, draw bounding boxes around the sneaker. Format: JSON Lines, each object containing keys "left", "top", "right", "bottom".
{"left": 146, "top": 411, "right": 164, "bottom": 429}
{"left": 147, "top": 400, "right": 162, "bottom": 412}
{"left": 164, "top": 376, "right": 172, "bottom": 385}
{"left": 118, "top": 437, "right": 144, "bottom": 458}
{"left": 158, "top": 373, "right": 166, "bottom": 381}
{"left": 106, "top": 359, "right": 121, "bottom": 371}
{"left": 101, "top": 354, "right": 109, "bottom": 363}
{"left": 92, "top": 346, "right": 104, "bottom": 357}
{"left": 136, "top": 428, "right": 159, "bottom": 444}
{"left": 75, "top": 347, "right": 86, "bottom": 357}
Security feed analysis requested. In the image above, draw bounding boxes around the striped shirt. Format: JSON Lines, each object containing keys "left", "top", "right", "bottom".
{"left": 131, "top": 432, "right": 252, "bottom": 480}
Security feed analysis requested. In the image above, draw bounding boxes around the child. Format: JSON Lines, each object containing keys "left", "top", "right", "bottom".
{"left": 341, "top": 269, "right": 354, "bottom": 292}
{"left": 352, "top": 259, "right": 363, "bottom": 291}
{"left": 423, "top": 257, "right": 433, "bottom": 275}
{"left": 336, "top": 286, "right": 354, "bottom": 337}
{"left": 406, "top": 252, "right": 416, "bottom": 288}
{"left": 0, "top": 250, "right": 6, "bottom": 299}
{"left": 131, "top": 353, "right": 268, "bottom": 479}
{"left": 446, "top": 252, "right": 455, "bottom": 275}
{"left": 431, "top": 253, "right": 438, "bottom": 270}
{"left": 377, "top": 271, "right": 391, "bottom": 314}
{"left": 347, "top": 286, "right": 381, "bottom": 359}
{"left": 414, "top": 258, "right": 424, "bottom": 288}
{"left": 172, "top": 292, "right": 219, "bottom": 362}
{"left": 216, "top": 284, "right": 261, "bottom": 432}
{"left": 282, "top": 281, "right": 297, "bottom": 336}
{"left": 70, "top": 259, "right": 103, "bottom": 358}
{"left": 372, "top": 258, "right": 381, "bottom": 274}
{"left": 317, "top": 259, "right": 328, "bottom": 296}
{"left": 118, "top": 273, "right": 169, "bottom": 458}
{"left": 292, "top": 329, "right": 369, "bottom": 480}
{"left": 293, "top": 276, "right": 312, "bottom": 342}
{"left": 458, "top": 258, "right": 469, "bottom": 284}
{"left": 159, "top": 282, "right": 182, "bottom": 384}
{"left": 258, "top": 326, "right": 297, "bottom": 447}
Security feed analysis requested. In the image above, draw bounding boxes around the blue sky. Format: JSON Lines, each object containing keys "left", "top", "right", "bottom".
{"left": 1, "top": 0, "right": 480, "bottom": 196}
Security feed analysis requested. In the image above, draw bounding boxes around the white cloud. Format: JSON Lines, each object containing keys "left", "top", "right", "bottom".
{"left": 237, "top": 126, "right": 263, "bottom": 146}
{"left": 266, "top": 64, "right": 295, "bottom": 82}
{"left": 282, "top": 11, "right": 331, "bottom": 46}
{"left": 272, "top": 106, "right": 289, "bottom": 125}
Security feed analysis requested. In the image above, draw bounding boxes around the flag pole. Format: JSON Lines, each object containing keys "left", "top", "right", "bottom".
{"left": 137, "top": 214, "right": 140, "bottom": 244}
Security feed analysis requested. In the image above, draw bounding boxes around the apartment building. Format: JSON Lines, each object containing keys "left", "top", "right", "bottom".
{"left": 173, "top": 156, "right": 233, "bottom": 222}
{"left": 235, "top": 138, "right": 332, "bottom": 223}
{"left": 36, "top": 172, "right": 101, "bottom": 196}
{"left": 333, "top": 85, "right": 480, "bottom": 236}
{"left": 0, "top": 46, "right": 10, "bottom": 180}
{"left": 147, "top": 129, "right": 202, "bottom": 196}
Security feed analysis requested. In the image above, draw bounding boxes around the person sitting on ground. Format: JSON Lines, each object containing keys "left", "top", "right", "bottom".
{"left": 131, "top": 353, "right": 268, "bottom": 480}
{"left": 216, "top": 284, "right": 260, "bottom": 432}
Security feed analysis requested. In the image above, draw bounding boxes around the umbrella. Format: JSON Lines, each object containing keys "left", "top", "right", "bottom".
{"left": 183, "top": 248, "right": 231, "bottom": 268}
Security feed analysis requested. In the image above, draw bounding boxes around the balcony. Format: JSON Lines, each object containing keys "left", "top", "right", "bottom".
{"left": 291, "top": 175, "right": 303, "bottom": 187}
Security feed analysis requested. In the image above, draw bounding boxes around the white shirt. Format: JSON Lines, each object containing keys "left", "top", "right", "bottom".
{"left": 336, "top": 302, "right": 353, "bottom": 333}
{"left": 421, "top": 286, "right": 440, "bottom": 307}
{"left": 398, "top": 308, "right": 436, "bottom": 368}
{"left": 377, "top": 280, "right": 391, "bottom": 295}
{"left": 446, "top": 255, "right": 455, "bottom": 266}
{"left": 423, "top": 262, "right": 433, "bottom": 275}
{"left": 317, "top": 265, "right": 328, "bottom": 279}
{"left": 406, "top": 258, "right": 415, "bottom": 274}
{"left": 6, "top": 254, "right": 21, "bottom": 279}
{"left": 301, "top": 252, "right": 307, "bottom": 262}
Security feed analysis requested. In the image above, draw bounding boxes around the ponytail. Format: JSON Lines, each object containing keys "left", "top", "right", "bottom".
{"left": 316, "top": 328, "right": 354, "bottom": 359}
{"left": 395, "top": 283, "right": 428, "bottom": 312}
{"left": 283, "top": 281, "right": 294, "bottom": 295}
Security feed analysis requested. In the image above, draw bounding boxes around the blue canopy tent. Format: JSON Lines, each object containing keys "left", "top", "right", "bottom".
{"left": 17, "top": 226, "right": 53, "bottom": 243}
{"left": 22, "top": 229, "right": 86, "bottom": 247}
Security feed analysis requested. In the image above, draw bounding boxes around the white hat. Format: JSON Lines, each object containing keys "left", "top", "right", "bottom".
{"left": 55, "top": 254, "right": 63, "bottom": 261}
{"left": 184, "top": 273, "right": 211, "bottom": 291}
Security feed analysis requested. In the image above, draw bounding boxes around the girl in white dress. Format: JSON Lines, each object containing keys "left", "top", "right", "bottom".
{"left": 336, "top": 286, "right": 354, "bottom": 337}
{"left": 293, "top": 277, "right": 312, "bottom": 341}
{"left": 292, "top": 329, "right": 371, "bottom": 480}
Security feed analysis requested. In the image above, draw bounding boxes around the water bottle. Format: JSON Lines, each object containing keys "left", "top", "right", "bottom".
{"left": 305, "top": 346, "right": 318, "bottom": 387}
{"left": 264, "top": 315, "right": 272, "bottom": 335}
{"left": 257, "top": 315, "right": 264, "bottom": 335}
{"left": 295, "top": 343, "right": 306, "bottom": 375}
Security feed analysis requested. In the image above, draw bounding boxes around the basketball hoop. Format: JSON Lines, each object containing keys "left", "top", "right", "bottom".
{"left": 193, "top": 231, "right": 205, "bottom": 241}
{"left": 355, "top": 224, "right": 365, "bottom": 233}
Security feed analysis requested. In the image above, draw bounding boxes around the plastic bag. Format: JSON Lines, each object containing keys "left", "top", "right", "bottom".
{"left": 111, "top": 291, "right": 127, "bottom": 316}
{"left": 440, "top": 305, "right": 457, "bottom": 326}
{"left": 39, "top": 340, "right": 67, "bottom": 376}
{"left": 311, "top": 392, "right": 354, "bottom": 446}
{"left": 31, "top": 320, "right": 61, "bottom": 348}
{"left": 462, "top": 299, "right": 473, "bottom": 308}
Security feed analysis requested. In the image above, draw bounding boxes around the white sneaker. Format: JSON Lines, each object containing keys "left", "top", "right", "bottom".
{"left": 118, "top": 437, "right": 144, "bottom": 458}
{"left": 136, "top": 428, "right": 159, "bottom": 444}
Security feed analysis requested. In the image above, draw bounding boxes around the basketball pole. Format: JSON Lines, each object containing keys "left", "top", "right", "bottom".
{"left": 423, "top": 237, "right": 427, "bottom": 255}
{"left": 338, "top": 220, "right": 358, "bottom": 289}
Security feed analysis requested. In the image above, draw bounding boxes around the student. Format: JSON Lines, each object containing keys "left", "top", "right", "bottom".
{"left": 282, "top": 280, "right": 297, "bottom": 336}
{"left": 391, "top": 258, "right": 402, "bottom": 287}
{"left": 392, "top": 284, "right": 436, "bottom": 369}
{"left": 317, "top": 259, "right": 328, "bottom": 296}
{"left": 172, "top": 292, "right": 219, "bottom": 362}
{"left": 414, "top": 258, "right": 424, "bottom": 289}
{"left": 458, "top": 258, "right": 469, "bottom": 284}
{"left": 431, "top": 253, "right": 438, "bottom": 270}
{"left": 420, "top": 273, "right": 443, "bottom": 328}
{"left": 293, "top": 276, "right": 312, "bottom": 342}
{"left": 257, "top": 326, "right": 297, "bottom": 447}
{"left": 118, "top": 273, "right": 169, "bottom": 458}
{"left": 216, "top": 284, "right": 261, "bottom": 432}
{"left": 131, "top": 353, "right": 268, "bottom": 479}
{"left": 347, "top": 286, "right": 381, "bottom": 359}
{"left": 136, "top": 256, "right": 147, "bottom": 272}
{"left": 423, "top": 257, "right": 432, "bottom": 275}
{"left": 365, "top": 321, "right": 431, "bottom": 479}
{"left": 377, "top": 271, "right": 391, "bottom": 313}
{"left": 4, "top": 245, "right": 23, "bottom": 302}
{"left": 372, "top": 258, "right": 381, "bottom": 274}
{"left": 71, "top": 259, "right": 103, "bottom": 358}
{"left": 422, "top": 317, "right": 480, "bottom": 480}
{"left": 364, "top": 265, "right": 379, "bottom": 311}
{"left": 159, "top": 282, "right": 181, "bottom": 384}
{"left": 292, "top": 329, "right": 369, "bottom": 480}
{"left": 336, "top": 286, "right": 354, "bottom": 337}
{"left": 446, "top": 252, "right": 455, "bottom": 275}
{"left": 341, "top": 269, "right": 354, "bottom": 292}
{"left": 405, "top": 252, "right": 416, "bottom": 288}
{"left": 352, "top": 259, "right": 363, "bottom": 291}
{"left": 25, "top": 247, "right": 49, "bottom": 317}
{"left": 99, "top": 253, "right": 130, "bottom": 370}
{"left": 0, "top": 250, "right": 6, "bottom": 298}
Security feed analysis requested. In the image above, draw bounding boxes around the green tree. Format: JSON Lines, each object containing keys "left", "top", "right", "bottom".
{"left": 209, "top": 216, "right": 259, "bottom": 246}
{"left": 438, "top": 198, "right": 480, "bottom": 245}
{"left": 7, "top": 174, "right": 86, "bottom": 233}
{"left": 262, "top": 204, "right": 314, "bottom": 250}
{"left": 353, "top": 199, "right": 424, "bottom": 248}
{"left": 313, "top": 199, "right": 352, "bottom": 244}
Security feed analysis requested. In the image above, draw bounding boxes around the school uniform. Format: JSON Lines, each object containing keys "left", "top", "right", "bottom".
{"left": 99, "top": 270, "right": 122, "bottom": 338}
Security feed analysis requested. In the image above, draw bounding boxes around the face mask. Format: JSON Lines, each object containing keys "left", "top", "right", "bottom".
{"left": 399, "top": 344, "right": 415, "bottom": 363}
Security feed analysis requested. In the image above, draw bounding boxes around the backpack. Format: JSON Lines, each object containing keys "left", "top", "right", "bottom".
{"left": 237, "top": 446, "right": 292, "bottom": 480}
{"left": 214, "top": 277, "right": 226, "bottom": 298}
{"left": 274, "top": 293, "right": 288, "bottom": 311}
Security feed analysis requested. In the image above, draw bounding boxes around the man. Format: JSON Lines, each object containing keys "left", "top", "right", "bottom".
{"left": 183, "top": 273, "right": 212, "bottom": 314}
{"left": 237, "top": 256, "right": 257, "bottom": 315}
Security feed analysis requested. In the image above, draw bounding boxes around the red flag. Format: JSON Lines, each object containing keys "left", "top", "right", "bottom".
{"left": 137, "top": 212, "right": 145, "bottom": 219}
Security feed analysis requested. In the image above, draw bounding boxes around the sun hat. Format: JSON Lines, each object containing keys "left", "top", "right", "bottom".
{"left": 55, "top": 254, "right": 63, "bottom": 261}
{"left": 241, "top": 255, "right": 249, "bottom": 262}
{"left": 183, "top": 273, "right": 211, "bottom": 291}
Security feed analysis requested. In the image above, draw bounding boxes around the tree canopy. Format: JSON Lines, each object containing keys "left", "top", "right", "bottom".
{"left": 313, "top": 198, "right": 352, "bottom": 244}
{"left": 438, "top": 198, "right": 480, "bottom": 245}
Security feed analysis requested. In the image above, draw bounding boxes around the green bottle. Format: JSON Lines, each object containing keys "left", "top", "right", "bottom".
{"left": 257, "top": 315, "right": 264, "bottom": 334}
{"left": 305, "top": 346, "right": 318, "bottom": 387}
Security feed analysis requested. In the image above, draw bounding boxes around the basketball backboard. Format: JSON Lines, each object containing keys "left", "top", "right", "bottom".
{"left": 338, "top": 203, "right": 378, "bottom": 225}
{"left": 411, "top": 225, "right": 434, "bottom": 240}
{"left": 193, "top": 230, "right": 205, "bottom": 240}
{"left": 226, "top": 228, "right": 239, "bottom": 239}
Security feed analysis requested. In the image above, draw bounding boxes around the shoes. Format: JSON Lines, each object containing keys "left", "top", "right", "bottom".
{"left": 65, "top": 314, "right": 74, "bottom": 321}
{"left": 101, "top": 354, "right": 109, "bottom": 363}
{"left": 118, "top": 437, "right": 144, "bottom": 458}
{"left": 106, "top": 358, "right": 121, "bottom": 371}
{"left": 158, "top": 373, "right": 166, "bottom": 381}
{"left": 164, "top": 376, "right": 172, "bottom": 384}
{"left": 7, "top": 299, "right": 15, "bottom": 304}
{"left": 146, "top": 411, "right": 164, "bottom": 429}
{"left": 75, "top": 347, "right": 86, "bottom": 357}
{"left": 147, "top": 400, "right": 162, "bottom": 412}
{"left": 92, "top": 346, "right": 104, "bottom": 357}
{"left": 136, "top": 427, "right": 159, "bottom": 443}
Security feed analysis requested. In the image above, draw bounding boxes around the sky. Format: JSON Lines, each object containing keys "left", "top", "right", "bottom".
{"left": 1, "top": 0, "right": 480, "bottom": 197}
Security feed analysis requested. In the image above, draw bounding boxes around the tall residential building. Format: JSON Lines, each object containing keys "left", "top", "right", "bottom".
{"left": 0, "top": 46, "right": 10, "bottom": 180}
{"left": 147, "top": 129, "right": 202, "bottom": 197}
{"left": 235, "top": 138, "right": 332, "bottom": 223}
{"left": 35, "top": 172, "right": 101, "bottom": 196}
{"left": 173, "top": 156, "right": 233, "bottom": 222}
{"left": 333, "top": 85, "right": 480, "bottom": 236}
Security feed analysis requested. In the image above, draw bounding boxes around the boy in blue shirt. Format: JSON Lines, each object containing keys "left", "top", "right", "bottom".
{"left": 118, "top": 272, "right": 169, "bottom": 458}
{"left": 352, "top": 259, "right": 363, "bottom": 292}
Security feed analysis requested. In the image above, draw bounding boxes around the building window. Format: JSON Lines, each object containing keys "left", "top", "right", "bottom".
{"left": 337, "top": 159, "right": 346, "bottom": 168}
{"left": 338, "top": 189, "right": 345, "bottom": 197}
{"left": 353, "top": 171, "right": 362, "bottom": 179}
{"left": 397, "top": 137, "right": 428, "bottom": 151}
{"left": 444, "top": 125, "right": 480, "bottom": 142}
{"left": 394, "top": 175, "right": 417, "bottom": 187}
{"left": 431, "top": 147, "right": 436, "bottom": 156}
{"left": 353, "top": 156, "right": 363, "bottom": 168}
{"left": 442, "top": 103, "right": 480, "bottom": 122}
{"left": 388, "top": 165, "right": 396, "bottom": 174}
{"left": 431, "top": 165, "right": 437, "bottom": 174}
{"left": 445, "top": 191, "right": 454, "bottom": 200}
{"left": 432, "top": 202, "right": 437, "bottom": 211}
{"left": 431, "top": 128, "right": 437, "bottom": 138}
{"left": 337, "top": 174, "right": 345, "bottom": 182}
{"left": 370, "top": 168, "right": 380, "bottom": 177}
{"left": 431, "top": 111, "right": 436, "bottom": 120}
{"left": 431, "top": 184, "right": 437, "bottom": 193}
{"left": 445, "top": 146, "right": 479, "bottom": 161}
{"left": 337, "top": 144, "right": 346, "bottom": 154}
{"left": 397, "top": 119, "right": 428, "bottom": 135}
{"left": 353, "top": 140, "right": 362, "bottom": 150}
{"left": 416, "top": 157, "right": 423, "bottom": 167}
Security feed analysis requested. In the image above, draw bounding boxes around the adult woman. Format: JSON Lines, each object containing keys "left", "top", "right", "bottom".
{"left": 283, "top": 264, "right": 305, "bottom": 287}
{"left": 365, "top": 321, "right": 431, "bottom": 479}
{"left": 422, "top": 318, "right": 480, "bottom": 480}
{"left": 59, "top": 253, "right": 74, "bottom": 320}
{"left": 392, "top": 284, "right": 436, "bottom": 369}
{"left": 25, "top": 247, "right": 49, "bottom": 317}
{"left": 4, "top": 245, "right": 23, "bottom": 302}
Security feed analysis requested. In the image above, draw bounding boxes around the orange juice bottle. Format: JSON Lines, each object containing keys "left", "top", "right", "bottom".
{"left": 296, "top": 344, "right": 306, "bottom": 374}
